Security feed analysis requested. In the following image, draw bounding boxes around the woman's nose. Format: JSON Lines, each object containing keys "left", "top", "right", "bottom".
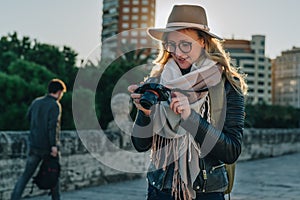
{"left": 174, "top": 46, "right": 185, "bottom": 56}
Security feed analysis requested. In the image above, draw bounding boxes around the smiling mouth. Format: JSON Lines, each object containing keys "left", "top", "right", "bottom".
{"left": 175, "top": 56, "right": 188, "bottom": 62}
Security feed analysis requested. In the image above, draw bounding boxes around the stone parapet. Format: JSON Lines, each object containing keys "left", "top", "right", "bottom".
{"left": 240, "top": 128, "right": 300, "bottom": 160}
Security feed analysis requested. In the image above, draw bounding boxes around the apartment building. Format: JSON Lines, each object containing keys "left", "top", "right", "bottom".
{"left": 224, "top": 35, "right": 272, "bottom": 104}
{"left": 272, "top": 47, "right": 300, "bottom": 108}
{"left": 101, "top": 0, "right": 156, "bottom": 60}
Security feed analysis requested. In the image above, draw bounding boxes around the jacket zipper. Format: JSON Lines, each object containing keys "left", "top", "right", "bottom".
{"left": 202, "top": 169, "right": 207, "bottom": 192}
{"left": 210, "top": 163, "right": 225, "bottom": 173}
{"left": 201, "top": 159, "right": 207, "bottom": 192}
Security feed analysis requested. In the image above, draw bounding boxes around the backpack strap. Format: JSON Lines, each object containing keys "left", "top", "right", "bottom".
{"left": 209, "top": 76, "right": 226, "bottom": 130}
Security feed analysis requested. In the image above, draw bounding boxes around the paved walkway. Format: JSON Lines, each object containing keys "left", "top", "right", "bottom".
{"left": 28, "top": 153, "right": 300, "bottom": 200}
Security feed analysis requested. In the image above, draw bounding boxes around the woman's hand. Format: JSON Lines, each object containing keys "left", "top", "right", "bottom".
{"left": 170, "top": 91, "right": 191, "bottom": 120}
{"left": 128, "top": 84, "right": 151, "bottom": 116}
{"left": 50, "top": 146, "right": 58, "bottom": 157}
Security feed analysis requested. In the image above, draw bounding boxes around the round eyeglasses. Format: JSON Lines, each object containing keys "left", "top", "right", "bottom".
{"left": 163, "top": 41, "right": 193, "bottom": 54}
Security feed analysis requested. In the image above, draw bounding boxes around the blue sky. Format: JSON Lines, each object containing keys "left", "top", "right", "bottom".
{"left": 0, "top": 0, "right": 299, "bottom": 61}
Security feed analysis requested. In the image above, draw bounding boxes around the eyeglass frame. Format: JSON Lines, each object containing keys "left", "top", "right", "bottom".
{"left": 162, "top": 38, "right": 201, "bottom": 54}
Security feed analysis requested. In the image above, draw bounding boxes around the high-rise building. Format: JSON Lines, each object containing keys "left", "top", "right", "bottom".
{"left": 101, "top": 0, "right": 156, "bottom": 60}
{"left": 272, "top": 47, "right": 300, "bottom": 108}
{"left": 224, "top": 35, "right": 272, "bottom": 105}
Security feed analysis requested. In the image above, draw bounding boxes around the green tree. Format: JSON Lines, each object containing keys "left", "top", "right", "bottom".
{"left": 7, "top": 59, "right": 56, "bottom": 85}
{"left": 0, "top": 72, "right": 45, "bottom": 130}
{"left": 96, "top": 47, "right": 154, "bottom": 129}
{"left": 245, "top": 103, "right": 300, "bottom": 128}
{"left": 0, "top": 32, "right": 79, "bottom": 130}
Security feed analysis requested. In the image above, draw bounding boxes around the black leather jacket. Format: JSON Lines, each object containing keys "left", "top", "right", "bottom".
{"left": 132, "top": 80, "right": 245, "bottom": 193}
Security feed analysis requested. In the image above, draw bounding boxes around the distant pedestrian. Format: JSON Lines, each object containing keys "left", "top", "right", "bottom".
{"left": 11, "top": 79, "right": 66, "bottom": 200}
{"left": 128, "top": 4, "right": 247, "bottom": 200}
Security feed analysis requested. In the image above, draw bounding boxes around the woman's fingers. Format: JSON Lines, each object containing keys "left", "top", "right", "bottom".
{"left": 128, "top": 83, "right": 151, "bottom": 116}
{"left": 128, "top": 84, "right": 139, "bottom": 93}
{"left": 170, "top": 92, "right": 191, "bottom": 119}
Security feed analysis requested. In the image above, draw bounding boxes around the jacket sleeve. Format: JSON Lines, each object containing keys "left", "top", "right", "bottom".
{"left": 26, "top": 104, "right": 32, "bottom": 122}
{"left": 131, "top": 110, "right": 154, "bottom": 152}
{"left": 48, "top": 103, "right": 60, "bottom": 147}
{"left": 181, "top": 81, "right": 245, "bottom": 164}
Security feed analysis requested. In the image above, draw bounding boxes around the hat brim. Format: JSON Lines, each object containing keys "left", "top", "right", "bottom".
{"left": 147, "top": 26, "right": 223, "bottom": 41}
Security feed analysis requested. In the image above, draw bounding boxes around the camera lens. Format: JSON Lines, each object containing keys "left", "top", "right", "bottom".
{"left": 140, "top": 91, "right": 159, "bottom": 110}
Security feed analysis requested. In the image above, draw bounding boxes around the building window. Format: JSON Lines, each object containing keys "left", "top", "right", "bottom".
{"left": 132, "top": 7, "right": 139, "bottom": 13}
{"left": 109, "top": 8, "right": 117, "bottom": 13}
{"left": 122, "top": 31, "right": 129, "bottom": 36}
{"left": 122, "top": 23, "right": 129, "bottom": 28}
{"left": 258, "top": 49, "right": 265, "bottom": 55}
{"left": 258, "top": 73, "right": 264, "bottom": 78}
{"left": 123, "top": 7, "right": 130, "bottom": 13}
{"left": 244, "top": 64, "right": 254, "bottom": 69}
{"left": 123, "top": 0, "right": 130, "bottom": 5}
{"left": 141, "top": 23, "right": 148, "bottom": 28}
{"left": 142, "top": 7, "right": 148, "bottom": 13}
{"left": 258, "top": 89, "right": 264, "bottom": 93}
{"left": 247, "top": 72, "right": 254, "bottom": 77}
{"left": 131, "top": 39, "right": 138, "bottom": 44}
{"left": 247, "top": 80, "right": 254, "bottom": 84}
{"left": 142, "top": 0, "right": 149, "bottom": 5}
{"left": 140, "top": 39, "right": 148, "bottom": 44}
{"left": 132, "top": 15, "right": 138, "bottom": 20}
{"left": 131, "top": 31, "right": 138, "bottom": 36}
{"left": 122, "top": 15, "right": 129, "bottom": 20}
{"left": 140, "top": 31, "right": 147, "bottom": 36}
{"left": 132, "top": 23, "right": 138, "bottom": 28}
{"left": 258, "top": 81, "right": 264, "bottom": 86}
{"left": 133, "top": 0, "right": 139, "bottom": 5}
{"left": 141, "top": 15, "right": 148, "bottom": 21}
{"left": 258, "top": 65, "right": 265, "bottom": 70}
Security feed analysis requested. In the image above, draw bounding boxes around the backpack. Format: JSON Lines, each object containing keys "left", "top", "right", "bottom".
{"left": 224, "top": 163, "right": 236, "bottom": 194}
{"left": 33, "top": 156, "right": 60, "bottom": 189}
{"left": 210, "top": 77, "right": 236, "bottom": 195}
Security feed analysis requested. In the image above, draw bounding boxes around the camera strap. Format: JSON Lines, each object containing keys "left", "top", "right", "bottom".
{"left": 171, "top": 87, "right": 209, "bottom": 97}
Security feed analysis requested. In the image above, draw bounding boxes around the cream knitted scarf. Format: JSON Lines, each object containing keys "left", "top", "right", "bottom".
{"left": 151, "top": 57, "right": 222, "bottom": 200}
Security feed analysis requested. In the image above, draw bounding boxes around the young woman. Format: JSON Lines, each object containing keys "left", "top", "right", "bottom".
{"left": 128, "top": 5, "right": 247, "bottom": 200}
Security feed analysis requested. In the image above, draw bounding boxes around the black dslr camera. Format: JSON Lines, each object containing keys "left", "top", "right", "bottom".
{"left": 134, "top": 81, "right": 171, "bottom": 110}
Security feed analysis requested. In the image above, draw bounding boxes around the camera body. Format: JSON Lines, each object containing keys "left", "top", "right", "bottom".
{"left": 134, "top": 82, "right": 171, "bottom": 110}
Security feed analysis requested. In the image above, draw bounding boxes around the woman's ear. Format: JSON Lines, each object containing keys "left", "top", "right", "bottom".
{"left": 198, "top": 38, "right": 205, "bottom": 49}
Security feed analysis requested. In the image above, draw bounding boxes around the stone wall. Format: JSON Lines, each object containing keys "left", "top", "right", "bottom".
{"left": 0, "top": 130, "right": 142, "bottom": 200}
{"left": 1, "top": 128, "right": 300, "bottom": 199}
{"left": 240, "top": 128, "right": 300, "bottom": 160}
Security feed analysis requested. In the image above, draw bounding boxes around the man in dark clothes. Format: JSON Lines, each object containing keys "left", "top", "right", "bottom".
{"left": 11, "top": 79, "right": 66, "bottom": 200}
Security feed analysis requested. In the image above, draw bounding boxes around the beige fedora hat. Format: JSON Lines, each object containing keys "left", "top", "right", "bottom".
{"left": 148, "top": 5, "right": 222, "bottom": 41}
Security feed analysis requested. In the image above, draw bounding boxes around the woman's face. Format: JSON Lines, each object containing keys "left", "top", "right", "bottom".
{"left": 166, "top": 29, "right": 205, "bottom": 69}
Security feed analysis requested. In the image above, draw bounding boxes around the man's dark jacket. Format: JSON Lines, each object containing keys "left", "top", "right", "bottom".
{"left": 27, "top": 95, "right": 61, "bottom": 154}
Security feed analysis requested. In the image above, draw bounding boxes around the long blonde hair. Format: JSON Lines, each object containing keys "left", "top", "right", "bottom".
{"left": 150, "top": 29, "right": 248, "bottom": 95}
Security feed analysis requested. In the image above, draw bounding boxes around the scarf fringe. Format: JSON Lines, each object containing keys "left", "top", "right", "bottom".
{"left": 171, "top": 169, "right": 193, "bottom": 200}
{"left": 152, "top": 135, "right": 194, "bottom": 200}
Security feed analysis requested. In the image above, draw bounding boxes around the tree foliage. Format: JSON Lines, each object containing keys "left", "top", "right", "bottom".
{"left": 96, "top": 48, "right": 153, "bottom": 129}
{"left": 245, "top": 103, "right": 300, "bottom": 128}
{"left": 7, "top": 59, "right": 56, "bottom": 84}
{"left": 0, "top": 32, "right": 78, "bottom": 130}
